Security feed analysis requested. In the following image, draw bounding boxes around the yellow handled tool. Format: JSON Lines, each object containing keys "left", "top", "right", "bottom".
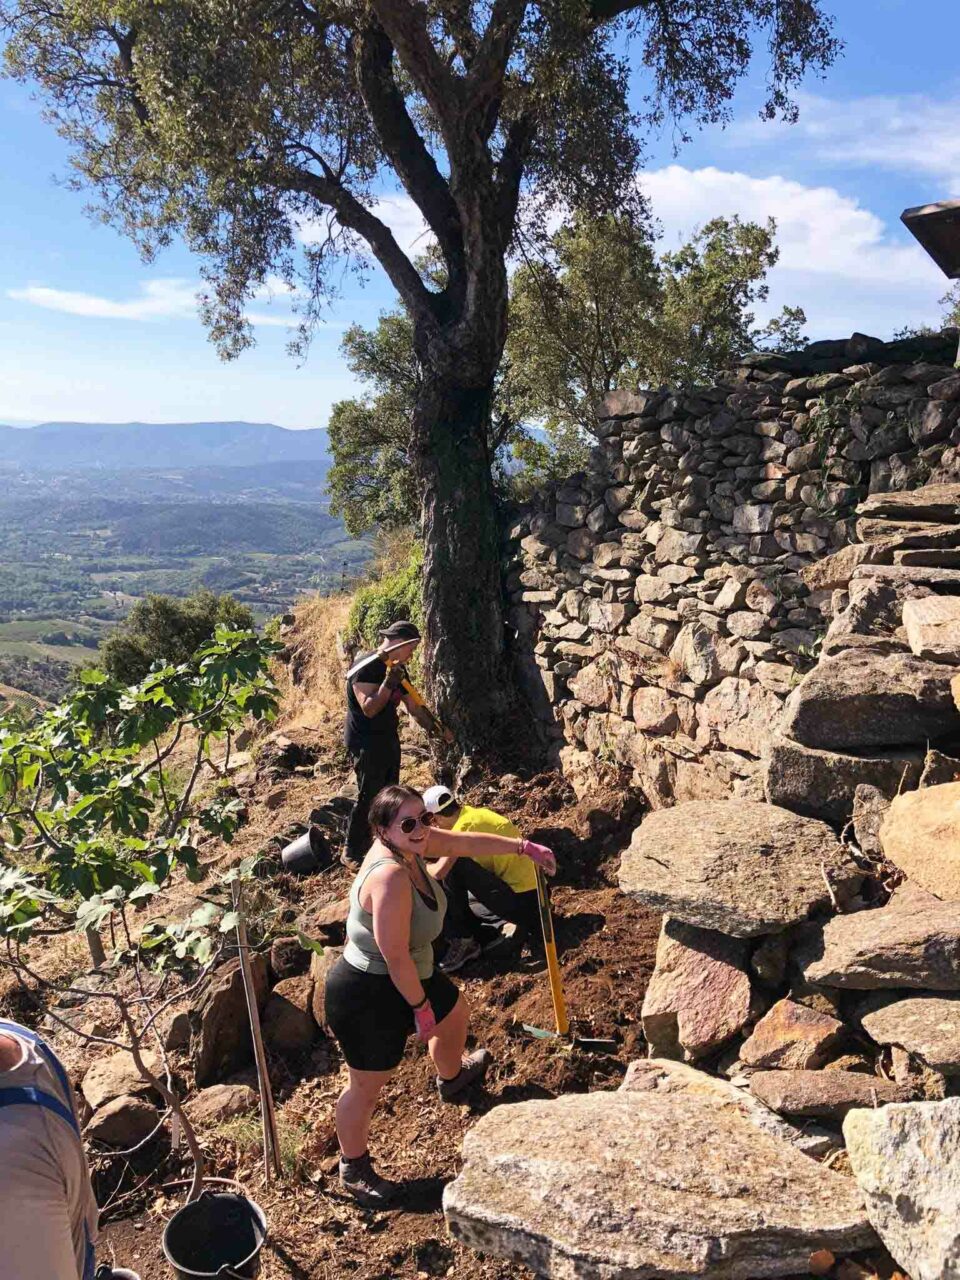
{"left": 386, "top": 660, "right": 451, "bottom": 740}
{"left": 535, "top": 865, "right": 569, "bottom": 1036}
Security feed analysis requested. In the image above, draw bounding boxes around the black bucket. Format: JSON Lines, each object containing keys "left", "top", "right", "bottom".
{"left": 281, "top": 824, "right": 328, "bottom": 875}
{"left": 161, "top": 1192, "right": 267, "bottom": 1280}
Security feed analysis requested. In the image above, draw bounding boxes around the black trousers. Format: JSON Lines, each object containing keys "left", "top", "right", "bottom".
{"left": 442, "top": 858, "right": 542, "bottom": 943}
{"left": 345, "top": 736, "right": 401, "bottom": 862}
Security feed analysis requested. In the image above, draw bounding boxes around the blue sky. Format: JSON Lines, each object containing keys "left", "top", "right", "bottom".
{"left": 1, "top": 0, "right": 958, "bottom": 430}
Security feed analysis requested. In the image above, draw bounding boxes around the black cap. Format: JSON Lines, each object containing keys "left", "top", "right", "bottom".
{"left": 380, "top": 620, "right": 421, "bottom": 643}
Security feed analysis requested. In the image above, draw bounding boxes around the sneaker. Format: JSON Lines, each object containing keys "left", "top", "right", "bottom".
{"left": 339, "top": 848, "right": 363, "bottom": 870}
{"left": 437, "top": 1048, "right": 492, "bottom": 1103}
{"left": 438, "top": 936, "right": 481, "bottom": 973}
{"left": 339, "top": 1153, "right": 398, "bottom": 1208}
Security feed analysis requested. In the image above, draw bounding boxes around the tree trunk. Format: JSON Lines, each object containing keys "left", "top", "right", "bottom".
{"left": 412, "top": 372, "right": 509, "bottom": 751}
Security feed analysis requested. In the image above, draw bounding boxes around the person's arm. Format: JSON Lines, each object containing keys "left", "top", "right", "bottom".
{"left": 425, "top": 826, "right": 556, "bottom": 873}
{"left": 368, "top": 866, "right": 427, "bottom": 1008}
{"left": 427, "top": 855, "right": 456, "bottom": 881}
{"left": 353, "top": 665, "right": 402, "bottom": 719}
{"left": 400, "top": 690, "right": 456, "bottom": 744}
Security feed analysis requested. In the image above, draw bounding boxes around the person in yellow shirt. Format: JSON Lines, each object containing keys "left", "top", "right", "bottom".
{"left": 422, "top": 785, "right": 543, "bottom": 973}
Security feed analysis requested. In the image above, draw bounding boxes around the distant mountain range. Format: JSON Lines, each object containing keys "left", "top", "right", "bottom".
{"left": 0, "top": 420, "right": 331, "bottom": 470}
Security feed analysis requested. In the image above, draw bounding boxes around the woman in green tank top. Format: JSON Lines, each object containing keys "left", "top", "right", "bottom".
{"left": 324, "top": 783, "right": 556, "bottom": 1207}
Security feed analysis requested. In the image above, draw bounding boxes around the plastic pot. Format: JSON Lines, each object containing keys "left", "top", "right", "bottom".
{"left": 280, "top": 825, "right": 328, "bottom": 875}
{"left": 161, "top": 1192, "right": 267, "bottom": 1280}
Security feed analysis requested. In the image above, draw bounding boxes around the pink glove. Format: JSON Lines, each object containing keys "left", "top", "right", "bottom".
{"left": 521, "top": 839, "right": 556, "bottom": 876}
{"left": 414, "top": 1001, "right": 436, "bottom": 1042}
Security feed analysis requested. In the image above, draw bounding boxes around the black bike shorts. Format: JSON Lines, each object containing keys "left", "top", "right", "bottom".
{"left": 324, "top": 956, "right": 461, "bottom": 1071}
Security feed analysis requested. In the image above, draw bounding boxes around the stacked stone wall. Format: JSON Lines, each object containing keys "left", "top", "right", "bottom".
{"left": 505, "top": 329, "right": 960, "bottom": 807}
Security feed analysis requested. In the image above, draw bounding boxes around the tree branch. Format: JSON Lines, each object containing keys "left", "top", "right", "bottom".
{"left": 368, "top": 0, "right": 462, "bottom": 138}
{"left": 353, "top": 24, "right": 465, "bottom": 280}
{"left": 464, "top": 0, "right": 527, "bottom": 132}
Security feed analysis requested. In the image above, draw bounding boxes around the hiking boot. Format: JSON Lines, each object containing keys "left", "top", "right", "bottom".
{"left": 339, "top": 848, "right": 363, "bottom": 870}
{"left": 438, "top": 936, "right": 481, "bottom": 973}
{"left": 339, "top": 1153, "right": 398, "bottom": 1208}
{"left": 437, "top": 1048, "right": 492, "bottom": 1103}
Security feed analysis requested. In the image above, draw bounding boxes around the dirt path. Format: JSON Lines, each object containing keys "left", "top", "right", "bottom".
{"left": 91, "top": 753, "right": 660, "bottom": 1279}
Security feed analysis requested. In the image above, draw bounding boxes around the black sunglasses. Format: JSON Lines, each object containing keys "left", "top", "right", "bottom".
{"left": 398, "top": 810, "right": 435, "bottom": 834}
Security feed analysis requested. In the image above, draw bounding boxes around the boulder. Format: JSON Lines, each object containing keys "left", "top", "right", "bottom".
{"left": 310, "top": 946, "right": 342, "bottom": 1029}
{"left": 186, "top": 1083, "right": 259, "bottom": 1126}
{"left": 779, "top": 649, "right": 958, "bottom": 751}
{"left": 84, "top": 1095, "right": 160, "bottom": 1147}
{"left": 902, "top": 594, "right": 960, "bottom": 662}
{"left": 619, "top": 801, "right": 860, "bottom": 937}
{"left": 797, "top": 882, "right": 960, "bottom": 990}
{"left": 443, "top": 1092, "right": 876, "bottom": 1279}
{"left": 641, "top": 918, "right": 753, "bottom": 1062}
{"left": 269, "top": 935, "right": 310, "bottom": 981}
{"left": 310, "top": 896, "right": 350, "bottom": 944}
{"left": 81, "top": 1050, "right": 161, "bottom": 1111}
{"left": 762, "top": 735, "right": 922, "bottom": 825}
{"left": 631, "top": 687, "right": 679, "bottom": 734}
{"left": 823, "top": 577, "right": 930, "bottom": 655}
{"left": 880, "top": 781, "right": 960, "bottom": 900}
{"left": 801, "top": 543, "right": 892, "bottom": 593}
{"left": 740, "top": 999, "right": 845, "bottom": 1071}
{"left": 262, "top": 975, "right": 316, "bottom": 1053}
{"left": 844, "top": 1098, "right": 960, "bottom": 1280}
{"left": 620, "top": 1057, "right": 837, "bottom": 1158}
{"left": 749, "top": 1069, "right": 907, "bottom": 1120}
{"left": 699, "top": 678, "right": 782, "bottom": 756}
{"left": 859, "top": 994, "right": 960, "bottom": 1075}
{"left": 193, "top": 954, "right": 270, "bottom": 1088}
{"left": 164, "top": 1011, "right": 192, "bottom": 1052}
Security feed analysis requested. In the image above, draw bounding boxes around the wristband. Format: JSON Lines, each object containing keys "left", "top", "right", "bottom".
{"left": 410, "top": 995, "right": 428, "bottom": 1010}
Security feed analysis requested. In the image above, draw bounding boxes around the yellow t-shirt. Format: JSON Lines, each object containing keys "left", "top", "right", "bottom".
{"left": 452, "top": 804, "right": 538, "bottom": 894}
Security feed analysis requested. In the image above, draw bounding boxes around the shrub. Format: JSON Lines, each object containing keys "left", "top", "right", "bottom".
{"left": 347, "top": 539, "right": 423, "bottom": 650}
{"left": 101, "top": 589, "right": 255, "bottom": 683}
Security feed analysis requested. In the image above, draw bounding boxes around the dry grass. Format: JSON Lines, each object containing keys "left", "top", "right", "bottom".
{"left": 273, "top": 593, "right": 354, "bottom": 734}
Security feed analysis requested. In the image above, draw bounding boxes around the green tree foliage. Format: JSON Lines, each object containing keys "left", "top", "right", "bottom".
{"left": 101, "top": 590, "right": 255, "bottom": 684}
{"left": 507, "top": 212, "right": 807, "bottom": 441}
{"left": 0, "top": 0, "right": 839, "bottom": 743}
{"left": 942, "top": 284, "right": 960, "bottom": 331}
{"left": 348, "top": 540, "right": 424, "bottom": 648}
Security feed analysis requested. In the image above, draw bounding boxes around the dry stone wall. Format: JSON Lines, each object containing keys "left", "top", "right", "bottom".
{"left": 505, "top": 329, "right": 960, "bottom": 810}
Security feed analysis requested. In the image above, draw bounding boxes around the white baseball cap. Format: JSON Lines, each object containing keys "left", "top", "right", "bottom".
{"left": 423, "top": 784, "right": 457, "bottom": 814}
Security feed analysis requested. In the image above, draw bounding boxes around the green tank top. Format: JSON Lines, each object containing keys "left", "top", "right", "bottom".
{"left": 343, "top": 854, "right": 446, "bottom": 980}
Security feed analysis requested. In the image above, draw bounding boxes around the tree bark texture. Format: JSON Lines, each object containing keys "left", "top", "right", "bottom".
{"left": 413, "top": 372, "right": 509, "bottom": 750}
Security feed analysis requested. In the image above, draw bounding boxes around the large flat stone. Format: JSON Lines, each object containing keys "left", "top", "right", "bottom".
{"left": 619, "top": 801, "right": 860, "bottom": 938}
{"left": 193, "top": 954, "right": 270, "bottom": 1088}
{"left": 641, "top": 919, "right": 753, "bottom": 1061}
{"left": 880, "top": 781, "right": 960, "bottom": 900}
{"left": 620, "top": 1058, "right": 837, "bottom": 1158}
{"left": 740, "top": 998, "right": 845, "bottom": 1071}
{"left": 749, "top": 1069, "right": 907, "bottom": 1120}
{"left": 844, "top": 1098, "right": 960, "bottom": 1280}
{"left": 444, "top": 1091, "right": 875, "bottom": 1279}
{"left": 762, "top": 734, "right": 922, "bottom": 825}
{"left": 860, "top": 993, "right": 960, "bottom": 1074}
{"left": 780, "top": 649, "right": 958, "bottom": 751}
{"left": 903, "top": 594, "right": 960, "bottom": 662}
{"left": 796, "top": 883, "right": 960, "bottom": 990}
{"left": 857, "top": 482, "right": 960, "bottom": 523}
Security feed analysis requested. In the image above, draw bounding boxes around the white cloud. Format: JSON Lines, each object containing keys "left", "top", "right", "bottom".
{"left": 7, "top": 278, "right": 199, "bottom": 321}
{"left": 732, "top": 91, "right": 960, "bottom": 193}
{"left": 640, "top": 165, "right": 948, "bottom": 339}
{"left": 6, "top": 275, "right": 314, "bottom": 331}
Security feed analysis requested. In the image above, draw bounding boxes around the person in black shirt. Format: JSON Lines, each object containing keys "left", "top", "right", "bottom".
{"left": 343, "top": 620, "right": 452, "bottom": 866}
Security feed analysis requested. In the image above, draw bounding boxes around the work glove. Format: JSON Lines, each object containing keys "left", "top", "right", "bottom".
{"left": 520, "top": 839, "right": 557, "bottom": 876}
{"left": 384, "top": 664, "right": 404, "bottom": 690}
{"left": 414, "top": 1001, "right": 437, "bottom": 1042}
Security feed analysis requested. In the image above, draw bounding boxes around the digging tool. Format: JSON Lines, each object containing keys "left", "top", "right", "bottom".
{"left": 521, "top": 867, "right": 618, "bottom": 1054}
{"left": 385, "top": 660, "right": 454, "bottom": 742}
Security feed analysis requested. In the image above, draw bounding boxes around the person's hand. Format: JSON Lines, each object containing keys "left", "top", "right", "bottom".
{"left": 384, "top": 664, "right": 404, "bottom": 690}
{"left": 414, "top": 1001, "right": 436, "bottom": 1042}
{"left": 521, "top": 839, "right": 556, "bottom": 876}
